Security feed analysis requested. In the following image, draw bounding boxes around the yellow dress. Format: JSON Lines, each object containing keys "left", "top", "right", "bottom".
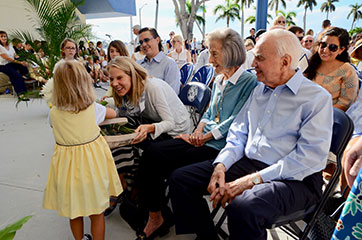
{"left": 43, "top": 104, "right": 123, "bottom": 219}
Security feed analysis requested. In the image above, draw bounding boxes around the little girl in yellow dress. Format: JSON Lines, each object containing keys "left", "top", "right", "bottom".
{"left": 42, "top": 60, "right": 123, "bottom": 240}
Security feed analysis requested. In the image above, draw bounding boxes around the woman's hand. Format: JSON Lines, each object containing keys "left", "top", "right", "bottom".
{"left": 189, "top": 131, "right": 213, "bottom": 147}
{"left": 131, "top": 124, "right": 155, "bottom": 144}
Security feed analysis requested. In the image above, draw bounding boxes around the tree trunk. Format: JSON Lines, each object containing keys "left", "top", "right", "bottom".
{"left": 326, "top": 11, "right": 329, "bottom": 20}
{"left": 155, "top": 0, "right": 159, "bottom": 29}
{"left": 196, "top": 21, "right": 204, "bottom": 37}
{"left": 241, "top": 6, "right": 244, "bottom": 39}
{"left": 172, "top": 0, "right": 205, "bottom": 41}
{"left": 303, "top": 7, "right": 307, "bottom": 32}
{"left": 227, "top": 16, "right": 229, "bottom": 27}
{"left": 351, "top": 20, "right": 354, "bottom": 31}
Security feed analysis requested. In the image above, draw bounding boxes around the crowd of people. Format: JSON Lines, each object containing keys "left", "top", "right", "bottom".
{"left": 1, "top": 15, "right": 362, "bottom": 240}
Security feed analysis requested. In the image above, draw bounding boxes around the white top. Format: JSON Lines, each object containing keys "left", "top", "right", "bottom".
{"left": 143, "top": 77, "right": 191, "bottom": 139}
{"left": 242, "top": 50, "right": 254, "bottom": 69}
{"left": 169, "top": 48, "right": 188, "bottom": 68}
{"left": 195, "top": 49, "right": 209, "bottom": 72}
{"left": 0, "top": 43, "right": 15, "bottom": 65}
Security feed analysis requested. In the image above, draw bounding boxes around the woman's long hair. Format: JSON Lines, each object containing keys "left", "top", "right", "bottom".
{"left": 107, "top": 56, "right": 147, "bottom": 107}
{"left": 304, "top": 27, "right": 350, "bottom": 80}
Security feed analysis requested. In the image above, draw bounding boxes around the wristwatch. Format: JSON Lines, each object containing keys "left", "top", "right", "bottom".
{"left": 251, "top": 173, "right": 262, "bottom": 185}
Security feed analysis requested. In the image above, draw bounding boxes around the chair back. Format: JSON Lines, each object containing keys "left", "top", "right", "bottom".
{"left": 190, "top": 64, "right": 214, "bottom": 86}
{"left": 180, "top": 62, "right": 194, "bottom": 85}
{"left": 178, "top": 82, "right": 211, "bottom": 128}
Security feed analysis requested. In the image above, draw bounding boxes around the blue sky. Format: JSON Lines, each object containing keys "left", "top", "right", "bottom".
{"left": 87, "top": 0, "right": 361, "bottom": 43}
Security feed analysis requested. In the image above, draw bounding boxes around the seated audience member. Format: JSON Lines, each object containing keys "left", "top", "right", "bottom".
{"left": 42, "top": 38, "right": 79, "bottom": 105}
{"left": 350, "top": 39, "right": 362, "bottom": 71}
{"left": 304, "top": 27, "right": 358, "bottom": 112}
{"left": 166, "top": 31, "right": 175, "bottom": 52}
{"left": 96, "top": 41, "right": 105, "bottom": 57}
{"left": 333, "top": 84, "right": 362, "bottom": 239}
{"left": 87, "top": 41, "right": 99, "bottom": 58}
{"left": 339, "top": 46, "right": 362, "bottom": 196}
{"left": 78, "top": 40, "right": 88, "bottom": 58}
{"left": 194, "top": 45, "right": 209, "bottom": 72}
{"left": 131, "top": 45, "right": 145, "bottom": 62}
{"left": 272, "top": 15, "right": 286, "bottom": 29}
{"left": 168, "top": 29, "right": 333, "bottom": 240}
{"left": 168, "top": 35, "right": 191, "bottom": 68}
{"left": 306, "top": 29, "right": 314, "bottom": 36}
{"left": 0, "top": 30, "right": 29, "bottom": 100}
{"left": 136, "top": 28, "right": 258, "bottom": 240}
{"left": 255, "top": 29, "right": 266, "bottom": 42}
{"left": 104, "top": 56, "right": 191, "bottom": 217}
{"left": 315, "top": 19, "right": 331, "bottom": 41}
{"left": 302, "top": 35, "right": 314, "bottom": 51}
{"left": 137, "top": 27, "right": 181, "bottom": 94}
{"left": 242, "top": 39, "right": 255, "bottom": 69}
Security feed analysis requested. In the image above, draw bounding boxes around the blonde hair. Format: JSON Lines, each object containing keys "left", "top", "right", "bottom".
{"left": 172, "top": 35, "right": 184, "bottom": 46}
{"left": 107, "top": 56, "right": 147, "bottom": 107}
{"left": 52, "top": 61, "right": 96, "bottom": 112}
{"left": 244, "top": 39, "right": 254, "bottom": 48}
{"left": 273, "top": 15, "right": 286, "bottom": 27}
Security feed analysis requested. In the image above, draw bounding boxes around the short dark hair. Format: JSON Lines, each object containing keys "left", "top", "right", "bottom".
{"left": 322, "top": 19, "right": 331, "bottom": 28}
{"left": 250, "top": 28, "right": 255, "bottom": 31}
{"left": 287, "top": 26, "right": 304, "bottom": 35}
{"left": 255, "top": 29, "right": 266, "bottom": 39}
{"left": 96, "top": 41, "right": 102, "bottom": 47}
{"left": 138, "top": 27, "right": 163, "bottom": 52}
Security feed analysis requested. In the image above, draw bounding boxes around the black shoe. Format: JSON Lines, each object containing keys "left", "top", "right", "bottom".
{"left": 84, "top": 233, "right": 92, "bottom": 240}
{"left": 18, "top": 94, "right": 30, "bottom": 101}
{"left": 135, "top": 221, "right": 171, "bottom": 240}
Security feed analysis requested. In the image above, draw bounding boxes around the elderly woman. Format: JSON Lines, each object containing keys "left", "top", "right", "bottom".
{"left": 168, "top": 34, "right": 191, "bottom": 68}
{"left": 136, "top": 28, "right": 258, "bottom": 240}
{"left": 304, "top": 27, "right": 358, "bottom": 112}
{"left": 0, "top": 30, "right": 29, "bottom": 100}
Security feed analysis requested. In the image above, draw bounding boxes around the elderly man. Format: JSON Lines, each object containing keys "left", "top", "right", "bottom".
{"left": 302, "top": 35, "right": 314, "bottom": 50}
{"left": 169, "top": 29, "right": 333, "bottom": 240}
{"left": 137, "top": 27, "right": 180, "bottom": 94}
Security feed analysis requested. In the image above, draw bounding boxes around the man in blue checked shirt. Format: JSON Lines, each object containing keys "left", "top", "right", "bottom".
{"left": 169, "top": 29, "right": 333, "bottom": 240}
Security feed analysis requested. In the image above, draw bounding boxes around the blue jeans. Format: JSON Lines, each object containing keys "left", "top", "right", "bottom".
{"left": 0, "top": 62, "right": 28, "bottom": 95}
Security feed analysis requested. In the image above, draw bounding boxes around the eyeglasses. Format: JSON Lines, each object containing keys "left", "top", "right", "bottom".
{"left": 319, "top": 42, "right": 339, "bottom": 52}
{"left": 304, "top": 40, "right": 313, "bottom": 43}
{"left": 139, "top": 37, "right": 153, "bottom": 45}
{"left": 172, "top": 40, "right": 179, "bottom": 43}
{"left": 278, "top": 20, "right": 286, "bottom": 24}
{"left": 65, "top": 47, "right": 76, "bottom": 50}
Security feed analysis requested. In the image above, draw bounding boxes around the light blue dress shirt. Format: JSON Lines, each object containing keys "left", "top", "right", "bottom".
{"left": 346, "top": 89, "right": 362, "bottom": 138}
{"left": 213, "top": 70, "right": 333, "bottom": 182}
{"left": 137, "top": 52, "right": 181, "bottom": 94}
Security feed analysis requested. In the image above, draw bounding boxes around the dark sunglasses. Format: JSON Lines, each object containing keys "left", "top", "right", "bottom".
{"left": 319, "top": 42, "right": 339, "bottom": 52}
{"left": 278, "top": 20, "right": 285, "bottom": 24}
{"left": 304, "top": 40, "right": 313, "bottom": 43}
{"left": 139, "top": 37, "right": 154, "bottom": 45}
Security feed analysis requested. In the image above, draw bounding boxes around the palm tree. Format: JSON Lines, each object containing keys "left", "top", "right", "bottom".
{"left": 320, "top": 0, "right": 338, "bottom": 20}
{"left": 347, "top": 3, "right": 362, "bottom": 31}
{"left": 297, "top": 0, "right": 317, "bottom": 31}
{"left": 268, "top": 0, "right": 287, "bottom": 13}
{"left": 214, "top": 0, "right": 240, "bottom": 27}
{"left": 276, "top": 10, "right": 297, "bottom": 26}
{"left": 239, "top": 0, "right": 254, "bottom": 40}
{"left": 11, "top": 0, "right": 91, "bottom": 80}
{"left": 245, "top": 7, "right": 273, "bottom": 24}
